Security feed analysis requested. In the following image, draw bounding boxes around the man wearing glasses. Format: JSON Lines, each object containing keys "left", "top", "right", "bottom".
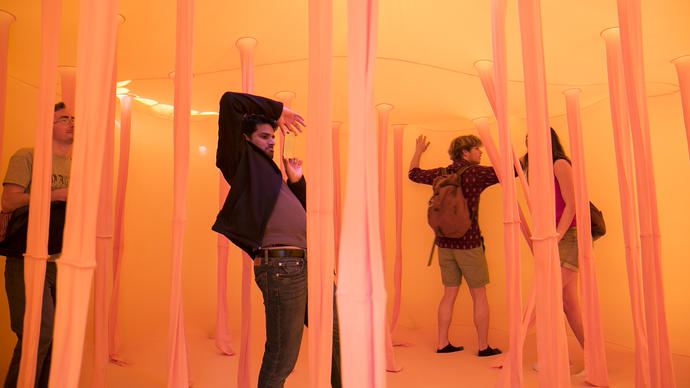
{"left": 1, "top": 102, "right": 73, "bottom": 387}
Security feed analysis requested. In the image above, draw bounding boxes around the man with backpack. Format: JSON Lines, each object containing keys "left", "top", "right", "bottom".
{"left": 408, "top": 134, "right": 502, "bottom": 357}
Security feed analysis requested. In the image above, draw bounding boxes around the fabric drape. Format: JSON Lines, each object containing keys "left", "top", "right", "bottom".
{"left": 167, "top": 0, "right": 195, "bottom": 386}
{"left": 671, "top": 55, "right": 690, "bottom": 159}
{"left": 47, "top": 0, "right": 119, "bottom": 386}
{"left": 337, "top": 0, "right": 388, "bottom": 386}
{"left": 57, "top": 67, "right": 76, "bottom": 116}
{"left": 616, "top": 2, "right": 675, "bottom": 386}
{"left": 234, "top": 36, "right": 256, "bottom": 388}
{"left": 602, "top": 27, "right": 650, "bottom": 388}
{"left": 109, "top": 94, "right": 133, "bottom": 362}
{"left": 563, "top": 89, "right": 609, "bottom": 387}
{"left": 516, "top": 0, "right": 571, "bottom": 386}
{"left": 332, "top": 121, "right": 343, "bottom": 270}
{"left": 17, "top": 2, "right": 60, "bottom": 387}
{"left": 0, "top": 11, "right": 15, "bottom": 160}
{"left": 307, "top": 0, "right": 336, "bottom": 385}
{"left": 91, "top": 53, "right": 118, "bottom": 388}
{"left": 390, "top": 124, "right": 405, "bottom": 332}
{"left": 214, "top": 176, "right": 235, "bottom": 356}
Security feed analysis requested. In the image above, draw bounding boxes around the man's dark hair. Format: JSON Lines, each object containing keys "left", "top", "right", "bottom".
{"left": 241, "top": 114, "right": 277, "bottom": 137}
{"left": 54, "top": 102, "right": 66, "bottom": 112}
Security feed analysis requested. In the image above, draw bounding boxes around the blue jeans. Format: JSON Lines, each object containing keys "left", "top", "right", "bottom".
{"left": 253, "top": 254, "right": 341, "bottom": 388}
{"left": 3, "top": 258, "right": 56, "bottom": 388}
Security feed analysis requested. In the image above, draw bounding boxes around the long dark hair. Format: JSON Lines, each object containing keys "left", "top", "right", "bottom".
{"left": 521, "top": 127, "right": 570, "bottom": 172}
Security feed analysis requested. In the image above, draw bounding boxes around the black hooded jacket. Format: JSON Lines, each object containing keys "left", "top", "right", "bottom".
{"left": 211, "top": 92, "right": 306, "bottom": 256}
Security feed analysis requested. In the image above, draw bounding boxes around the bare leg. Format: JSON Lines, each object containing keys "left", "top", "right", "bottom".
{"left": 561, "top": 267, "right": 585, "bottom": 348}
{"left": 469, "top": 286, "right": 489, "bottom": 350}
{"left": 437, "top": 286, "right": 459, "bottom": 349}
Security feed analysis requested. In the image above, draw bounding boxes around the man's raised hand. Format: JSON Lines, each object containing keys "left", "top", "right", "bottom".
{"left": 277, "top": 107, "right": 306, "bottom": 136}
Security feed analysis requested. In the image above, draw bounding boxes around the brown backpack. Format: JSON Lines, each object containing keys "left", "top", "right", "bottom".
{"left": 427, "top": 165, "right": 473, "bottom": 239}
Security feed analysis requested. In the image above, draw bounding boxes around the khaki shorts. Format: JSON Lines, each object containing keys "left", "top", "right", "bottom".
{"left": 437, "top": 246, "right": 489, "bottom": 288}
{"left": 559, "top": 227, "right": 579, "bottom": 271}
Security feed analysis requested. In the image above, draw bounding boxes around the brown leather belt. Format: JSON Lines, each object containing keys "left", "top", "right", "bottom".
{"left": 254, "top": 248, "right": 306, "bottom": 266}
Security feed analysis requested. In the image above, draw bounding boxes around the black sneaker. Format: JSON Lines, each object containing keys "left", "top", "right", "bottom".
{"left": 477, "top": 346, "right": 502, "bottom": 357}
{"left": 436, "top": 344, "right": 464, "bottom": 353}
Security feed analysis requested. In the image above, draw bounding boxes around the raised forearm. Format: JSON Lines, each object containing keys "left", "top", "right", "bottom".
{"left": 409, "top": 152, "right": 423, "bottom": 171}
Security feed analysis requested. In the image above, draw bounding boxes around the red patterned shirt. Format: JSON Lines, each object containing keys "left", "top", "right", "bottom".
{"left": 409, "top": 159, "right": 499, "bottom": 250}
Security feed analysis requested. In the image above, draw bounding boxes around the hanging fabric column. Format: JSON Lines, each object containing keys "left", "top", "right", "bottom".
{"left": 167, "top": 0, "right": 195, "bottom": 386}
{"left": 16, "top": 2, "right": 60, "bottom": 387}
{"left": 110, "top": 93, "right": 133, "bottom": 363}
{"left": 374, "top": 103, "right": 401, "bottom": 372}
{"left": 307, "top": 0, "right": 335, "bottom": 384}
{"left": 57, "top": 67, "right": 76, "bottom": 115}
{"left": 332, "top": 121, "right": 343, "bottom": 269}
{"left": 48, "top": 0, "right": 119, "bottom": 385}
{"left": 616, "top": 2, "right": 676, "bottom": 387}
{"left": 563, "top": 89, "right": 609, "bottom": 387}
{"left": 671, "top": 55, "right": 690, "bottom": 159}
{"left": 274, "top": 91, "right": 295, "bottom": 181}
{"left": 91, "top": 20, "right": 120, "bottom": 385}
{"left": 0, "top": 10, "right": 15, "bottom": 159}
{"left": 234, "top": 36, "right": 256, "bottom": 388}
{"left": 601, "top": 27, "right": 650, "bottom": 388}
{"left": 338, "top": 0, "right": 387, "bottom": 385}
{"left": 390, "top": 123, "right": 405, "bottom": 332}
{"left": 476, "top": 6, "right": 524, "bottom": 380}
{"left": 516, "top": 0, "right": 570, "bottom": 385}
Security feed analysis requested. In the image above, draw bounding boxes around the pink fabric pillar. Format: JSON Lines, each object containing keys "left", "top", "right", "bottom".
{"left": 601, "top": 27, "right": 650, "bottom": 388}
{"left": 374, "top": 103, "right": 401, "bottom": 372}
{"left": 563, "top": 89, "right": 610, "bottom": 386}
{"left": 57, "top": 67, "right": 76, "bottom": 116}
{"left": 473, "top": 118, "right": 523, "bottom": 388}
{"left": 90, "top": 42, "right": 119, "bottom": 388}
{"left": 0, "top": 10, "right": 15, "bottom": 161}
{"left": 110, "top": 94, "right": 133, "bottom": 362}
{"left": 48, "top": 0, "right": 119, "bottom": 386}
{"left": 274, "top": 91, "right": 294, "bottom": 181}
{"left": 516, "top": 0, "right": 570, "bottom": 386}
{"left": 235, "top": 36, "right": 256, "bottom": 388}
{"left": 338, "top": 0, "right": 388, "bottom": 385}
{"left": 616, "top": 2, "right": 676, "bottom": 386}
{"left": 16, "top": 2, "right": 60, "bottom": 387}
{"left": 671, "top": 55, "right": 690, "bottom": 159}
{"left": 307, "top": 1, "right": 336, "bottom": 384}
{"left": 390, "top": 124, "right": 405, "bottom": 332}
{"left": 214, "top": 177, "right": 234, "bottom": 356}
{"left": 332, "top": 121, "right": 343, "bottom": 270}
{"left": 167, "top": 1, "right": 195, "bottom": 387}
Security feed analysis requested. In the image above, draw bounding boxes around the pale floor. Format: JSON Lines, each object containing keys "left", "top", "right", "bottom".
{"left": 78, "top": 323, "right": 690, "bottom": 388}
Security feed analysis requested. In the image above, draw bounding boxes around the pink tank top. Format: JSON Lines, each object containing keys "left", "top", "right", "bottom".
{"left": 555, "top": 177, "right": 576, "bottom": 227}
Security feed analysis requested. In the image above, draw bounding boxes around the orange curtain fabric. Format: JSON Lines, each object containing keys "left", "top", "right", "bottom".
{"left": 91, "top": 59, "right": 117, "bottom": 388}
{"left": 47, "top": 0, "right": 119, "bottom": 386}
{"left": 214, "top": 176, "right": 235, "bottom": 355}
{"left": 602, "top": 28, "right": 650, "bottom": 388}
{"left": 616, "top": 1, "right": 676, "bottom": 386}
{"left": 0, "top": 11, "right": 15, "bottom": 161}
{"left": 57, "top": 67, "right": 76, "bottom": 117}
{"left": 516, "top": 0, "right": 571, "bottom": 386}
{"left": 110, "top": 94, "right": 133, "bottom": 362}
{"left": 167, "top": 0, "right": 195, "bottom": 386}
{"left": 337, "top": 0, "right": 387, "bottom": 386}
{"left": 332, "top": 121, "right": 343, "bottom": 269}
{"left": 671, "top": 55, "right": 690, "bottom": 159}
{"left": 390, "top": 123, "right": 405, "bottom": 332}
{"left": 307, "top": 1, "right": 336, "bottom": 385}
{"left": 563, "top": 89, "right": 609, "bottom": 386}
{"left": 234, "top": 36, "right": 256, "bottom": 388}
{"left": 488, "top": 2, "right": 523, "bottom": 383}
{"left": 17, "top": 2, "right": 61, "bottom": 387}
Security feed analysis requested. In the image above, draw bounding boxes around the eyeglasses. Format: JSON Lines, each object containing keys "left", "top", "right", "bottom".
{"left": 54, "top": 116, "right": 75, "bottom": 124}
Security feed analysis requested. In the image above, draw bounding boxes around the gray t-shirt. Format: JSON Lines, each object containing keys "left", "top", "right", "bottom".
{"left": 261, "top": 180, "right": 307, "bottom": 249}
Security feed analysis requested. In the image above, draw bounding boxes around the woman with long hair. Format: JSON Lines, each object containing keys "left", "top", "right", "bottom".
{"left": 522, "top": 128, "right": 585, "bottom": 350}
